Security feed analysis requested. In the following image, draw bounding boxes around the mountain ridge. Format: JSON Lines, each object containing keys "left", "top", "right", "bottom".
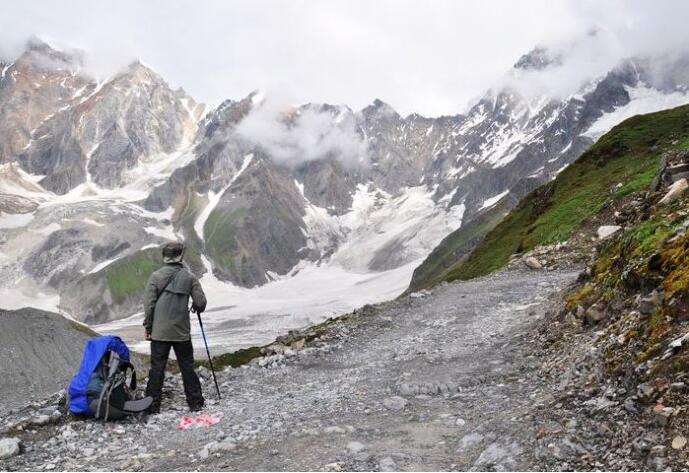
{"left": 1, "top": 38, "right": 689, "bottom": 338}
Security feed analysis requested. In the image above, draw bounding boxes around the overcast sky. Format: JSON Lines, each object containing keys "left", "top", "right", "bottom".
{"left": 2, "top": 0, "right": 688, "bottom": 116}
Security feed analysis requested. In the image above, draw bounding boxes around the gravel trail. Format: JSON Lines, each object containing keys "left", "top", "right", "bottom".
{"left": 2, "top": 269, "right": 579, "bottom": 471}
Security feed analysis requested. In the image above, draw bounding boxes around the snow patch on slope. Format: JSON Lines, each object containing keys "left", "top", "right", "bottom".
{"left": 0, "top": 212, "right": 35, "bottom": 229}
{"left": 481, "top": 190, "right": 509, "bottom": 210}
{"left": 194, "top": 153, "right": 254, "bottom": 241}
{"left": 332, "top": 184, "right": 465, "bottom": 271}
{"left": 584, "top": 85, "right": 689, "bottom": 139}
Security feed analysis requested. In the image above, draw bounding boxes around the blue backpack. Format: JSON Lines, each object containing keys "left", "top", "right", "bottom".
{"left": 68, "top": 335, "right": 152, "bottom": 420}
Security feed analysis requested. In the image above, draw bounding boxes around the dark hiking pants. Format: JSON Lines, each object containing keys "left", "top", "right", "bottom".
{"left": 146, "top": 339, "right": 204, "bottom": 411}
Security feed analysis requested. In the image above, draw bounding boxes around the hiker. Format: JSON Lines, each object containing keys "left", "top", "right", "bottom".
{"left": 143, "top": 241, "right": 207, "bottom": 413}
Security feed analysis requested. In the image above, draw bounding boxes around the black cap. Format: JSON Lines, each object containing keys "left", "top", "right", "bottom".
{"left": 162, "top": 241, "right": 185, "bottom": 259}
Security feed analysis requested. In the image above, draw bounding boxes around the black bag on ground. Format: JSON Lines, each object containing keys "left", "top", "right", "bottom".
{"left": 86, "top": 350, "right": 152, "bottom": 420}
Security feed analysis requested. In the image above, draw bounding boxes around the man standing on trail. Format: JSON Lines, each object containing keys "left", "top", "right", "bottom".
{"left": 143, "top": 241, "right": 207, "bottom": 414}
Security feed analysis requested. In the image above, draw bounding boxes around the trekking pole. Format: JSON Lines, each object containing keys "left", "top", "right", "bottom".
{"left": 193, "top": 308, "right": 222, "bottom": 400}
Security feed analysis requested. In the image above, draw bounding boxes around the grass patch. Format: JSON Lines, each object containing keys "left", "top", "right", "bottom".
{"left": 105, "top": 249, "right": 161, "bottom": 303}
{"left": 204, "top": 206, "right": 246, "bottom": 277}
{"left": 197, "top": 345, "right": 263, "bottom": 370}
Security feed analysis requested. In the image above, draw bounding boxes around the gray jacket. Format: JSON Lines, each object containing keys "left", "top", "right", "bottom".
{"left": 143, "top": 263, "right": 207, "bottom": 342}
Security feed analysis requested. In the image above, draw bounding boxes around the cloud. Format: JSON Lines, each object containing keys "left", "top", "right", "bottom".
{"left": 1, "top": 1, "right": 689, "bottom": 116}
{"left": 235, "top": 94, "right": 368, "bottom": 168}
{"left": 496, "top": 29, "right": 626, "bottom": 101}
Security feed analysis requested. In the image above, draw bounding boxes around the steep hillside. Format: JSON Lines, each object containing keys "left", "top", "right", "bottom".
{"left": 0, "top": 308, "right": 97, "bottom": 410}
{"left": 426, "top": 104, "right": 689, "bottom": 285}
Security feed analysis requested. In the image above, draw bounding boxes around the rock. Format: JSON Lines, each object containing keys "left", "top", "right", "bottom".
{"left": 575, "top": 305, "right": 586, "bottom": 318}
{"left": 638, "top": 291, "right": 663, "bottom": 316}
{"left": 652, "top": 404, "right": 674, "bottom": 426}
{"left": 410, "top": 292, "right": 426, "bottom": 299}
{"left": 38, "top": 406, "right": 59, "bottom": 416}
{"left": 672, "top": 435, "right": 687, "bottom": 450}
{"left": 525, "top": 257, "right": 543, "bottom": 270}
{"left": 637, "top": 383, "right": 655, "bottom": 402}
{"left": 659, "top": 178, "right": 688, "bottom": 204}
{"left": 585, "top": 304, "right": 606, "bottom": 324}
{"left": 669, "top": 382, "right": 686, "bottom": 392}
{"left": 324, "top": 462, "right": 345, "bottom": 472}
{"left": 455, "top": 417, "right": 466, "bottom": 427}
{"left": 624, "top": 398, "right": 639, "bottom": 414}
{"left": 0, "top": 437, "right": 22, "bottom": 460}
{"left": 582, "top": 396, "right": 616, "bottom": 411}
{"left": 209, "top": 440, "right": 237, "bottom": 453}
{"left": 597, "top": 225, "right": 622, "bottom": 239}
{"left": 383, "top": 396, "right": 408, "bottom": 411}
{"left": 670, "top": 332, "right": 689, "bottom": 350}
{"left": 459, "top": 433, "right": 484, "bottom": 449}
{"left": 323, "top": 426, "right": 346, "bottom": 435}
{"left": 632, "top": 438, "right": 652, "bottom": 455}
{"left": 346, "top": 441, "right": 366, "bottom": 453}
{"left": 30, "top": 414, "right": 52, "bottom": 426}
{"left": 196, "top": 366, "right": 212, "bottom": 380}
{"left": 473, "top": 442, "right": 522, "bottom": 470}
{"left": 649, "top": 445, "right": 667, "bottom": 461}
{"left": 379, "top": 456, "right": 397, "bottom": 471}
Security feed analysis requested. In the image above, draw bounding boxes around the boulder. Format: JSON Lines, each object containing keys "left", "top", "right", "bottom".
{"left": 652, "top": 404, "right": 674, "bottom": 427}
{"left": 659, "top": 178, "right": 688, "bottom": 204}
{"left": 638, "top": 290, "right": 663, "bottom": 316}
{"left": 672, "top": 436, "right": 687, "bottom": 450}
{"left": 30, "top": 414, "right": 52, "bottom": 426}
{"left": 383, "top": 396, "right": 408, "bottom": 411}
{"left": 524, "top": 257, "right": 543, "bottom": 270}
{"left": 0, "top": 437, "right": 22, "bottom": 460}
{"left": 585, "top": 304, "right": 606, "bottom": 324}
{"left": 209, "top": 440, "right": 237, "bottom": 453}
{"left": 379, "top": 456, "right": 397, "bottom": 472}
{"left": 637, "top": 383, "right": 656, "bottom": 403}
{"left": 346, "top": 441, "right": 366, "bottom": 453}
{"left": 597, "top": 225, "right": 622, "bottom": 239}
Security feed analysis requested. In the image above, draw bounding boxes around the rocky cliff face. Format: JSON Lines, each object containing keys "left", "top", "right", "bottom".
{"left": 15, "top": 58, "right": 201, "bottom": 193}
{"left": 0, "top": 38, "right": 94, "bottom": 165}
{"left": 1, "top": 38, "right": 688, "bottom": 324}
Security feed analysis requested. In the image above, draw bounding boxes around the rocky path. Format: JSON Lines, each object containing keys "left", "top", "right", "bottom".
{"left": 3, "top": 269, "right": 584, "bottom": 471}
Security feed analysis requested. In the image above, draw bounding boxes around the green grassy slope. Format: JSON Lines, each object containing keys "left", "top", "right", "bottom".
{"left": 105, "top": 248, "right": 162, "bottom": 303}
{"left": 440, "top": 104, "right": 689, "bottom": 283}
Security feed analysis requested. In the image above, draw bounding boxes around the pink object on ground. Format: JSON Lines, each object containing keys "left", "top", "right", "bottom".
{"left": 177, "top": 413, "right": 224, "bottom": 430}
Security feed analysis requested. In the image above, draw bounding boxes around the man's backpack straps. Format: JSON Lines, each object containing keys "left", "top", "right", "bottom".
{"left": 156, "top": 267, "right": 183, "bottom": 304}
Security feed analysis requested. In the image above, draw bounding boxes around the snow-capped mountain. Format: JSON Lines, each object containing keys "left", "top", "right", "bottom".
{"left": 1, "top": 37, "right": 688, "bottom": 350}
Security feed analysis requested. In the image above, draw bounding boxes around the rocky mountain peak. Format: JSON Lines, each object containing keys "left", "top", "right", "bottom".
{"left": 361, "top": 98, "right": 400, "bottom": 120}
{"left": 18, "top": 36, "right": 83, "bottom": 72}
{"left": 513, "top": 46, "right": 562, "bottom": 71}
{"left": 107, "top": 59, "right": 167, "bottom": 92}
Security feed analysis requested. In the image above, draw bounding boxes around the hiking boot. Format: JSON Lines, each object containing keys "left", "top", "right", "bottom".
{"left": 189, "top": 403, "right": 204, "bottom": 412}
{"left": 145, "top": 404, "right": 160, "bottom": 415}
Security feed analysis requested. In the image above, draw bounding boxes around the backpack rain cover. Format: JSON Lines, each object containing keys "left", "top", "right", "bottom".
{"left": 68, "top": 335, "right": 130, "bottom": 415}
